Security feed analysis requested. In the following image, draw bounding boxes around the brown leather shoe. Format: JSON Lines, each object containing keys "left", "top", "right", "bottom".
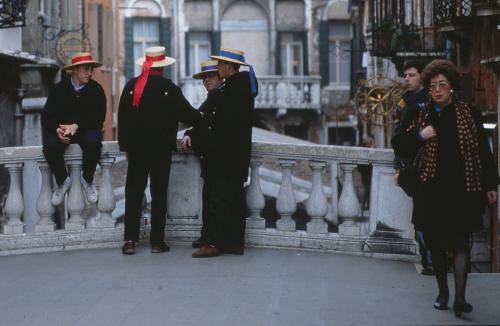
{"left": 151, "top": 242, "right": 170, "bottom": 253}
{"left": 220, "top": 245, "right": 244, "bottom": 255}
{"left": 192, "top": 244, "right": 220, "bottom": 258}
{"left": 192, "top": 238, "right": 206, "bottom": 248}
{"left": 122, "top": 241, "right": 136, "bottom": 255}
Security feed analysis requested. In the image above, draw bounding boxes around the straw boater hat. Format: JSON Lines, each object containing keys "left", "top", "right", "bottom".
{"left": 210, "top": 48, "right": 249, "bottom": 66}
{"left": 63, "top": 52, "right": 102, "bottom": 70}
{"left": 135, "top": 46, "right": 176, "bottom": 68}
{"left": 192, "top": 60, "right": 219, "bottom": 79}
{"left": 211, "top": 47, "right": 258, "bottom": 95}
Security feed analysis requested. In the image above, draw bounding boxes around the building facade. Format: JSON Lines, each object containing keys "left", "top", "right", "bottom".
{"left": 119, "top": 0, "right": 363, "bottom": 145}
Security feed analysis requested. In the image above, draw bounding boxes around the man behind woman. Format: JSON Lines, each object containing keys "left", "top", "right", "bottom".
{"left": 392, "top": 59, "right": 499, "bottom": 317}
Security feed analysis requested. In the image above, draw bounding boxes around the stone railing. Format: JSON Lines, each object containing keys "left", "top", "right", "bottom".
{"left": 0, "top": 141, "right": 417, "bottom": 259}
{"left": 181, "top": 75, "right": 321, "bottom": 111}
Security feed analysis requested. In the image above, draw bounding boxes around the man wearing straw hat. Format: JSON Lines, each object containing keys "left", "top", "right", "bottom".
{"left": 191, "top": 47, "right": 258, "bottom": 258}
{"left": 181, "top": 60, "right": 222, "bottom": 249}
{"left": 118, "top": 46, "right": 203, "bottom": 255}
{"left": 41, "top": 52, "right": 106, "bottom": 207}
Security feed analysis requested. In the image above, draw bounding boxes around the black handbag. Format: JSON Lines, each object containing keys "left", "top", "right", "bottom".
{"left": 398, "top": 147, "right": 424, "bottom": 197}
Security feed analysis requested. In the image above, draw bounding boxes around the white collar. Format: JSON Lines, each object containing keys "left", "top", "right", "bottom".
{"left": 70, "top": 77, "right": 86, "bottom": 92}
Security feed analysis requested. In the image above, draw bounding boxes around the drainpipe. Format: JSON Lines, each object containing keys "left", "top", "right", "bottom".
{"left": 112, "top": 0, "right": 117, "bottom": 139}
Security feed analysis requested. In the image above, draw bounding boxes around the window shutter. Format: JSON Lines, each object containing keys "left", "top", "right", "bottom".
{"left": 301, "top": 31, "right": 309, "bottom": 75}
{"left": 319, "top": 21, "right": 329, "bottom": 86}
{"left": 124, "top": 17, "right": 134, "bottom": 80}
{"left": 160, "top": 17, "right": 171, "bottom": 79}
{"left": 275, "top": 32, "right": 282, "bottom": 75}
{"left": 185, "top": 32, "right": 190, "bottom": 76}
{"left": 211, "top": 31, "right": 221, "bottom": 54}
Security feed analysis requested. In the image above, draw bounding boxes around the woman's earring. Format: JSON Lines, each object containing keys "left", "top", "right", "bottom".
{"left": 450, "top": 89, "right": 454, "bottom": 93}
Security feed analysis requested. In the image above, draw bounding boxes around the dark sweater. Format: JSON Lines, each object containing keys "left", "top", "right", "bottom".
{"left": 118, "top": 75, "right": 202, "bottom": 152}
{"left": 41, "top": 78, "right": 106, "bottom": 135}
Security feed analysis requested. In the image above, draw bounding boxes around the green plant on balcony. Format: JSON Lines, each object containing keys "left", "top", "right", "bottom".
{"left": 375, "top": 20, "right": 400, "bottom": 51}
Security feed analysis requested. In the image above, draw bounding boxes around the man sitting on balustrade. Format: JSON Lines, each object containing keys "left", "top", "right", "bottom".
{"left": 41, "top": 52, "right": 106, "bottom": 206}
{"left": 181, "top": 60, "right": 223, "bottom": 249}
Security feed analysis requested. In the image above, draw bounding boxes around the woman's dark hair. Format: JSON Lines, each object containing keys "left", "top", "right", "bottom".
{"left": 421, "top": 59, "right": 461, "bottom": 92}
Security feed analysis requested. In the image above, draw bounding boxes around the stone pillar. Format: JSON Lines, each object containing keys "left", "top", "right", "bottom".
{"left": 94, "top": 157, "right": 116, "bottom": 228}
{"left": 246, "top": 157, "right": 266, "bottom": 229}
{"left": 324, "top": 160, "right": 339, "bottom": 225}
{"left": 306, "top": 160, "right": 328, "bottom": 233}
{"left": 338, "top": 163, "right": 361, "bottom": 236}
{"left": 65, "top": 159, "right": 85, "bottom": 230}
{"left": 276, "top": 159, "right": 297, "bottom": 231}
{"left": 2, "top": 163, "right": 24, "bottom": 234}
{"left": 35, "top": 162, "right": 56, "bottom": 232}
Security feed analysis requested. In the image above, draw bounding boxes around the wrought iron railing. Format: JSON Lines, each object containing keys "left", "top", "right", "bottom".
{"left": 369, "top": 0, "right": 447, "bottom": 57}
{"left": 0, "top": 0, "right": 27, "bottom": 29}
{"left": 434, "top": 0, "right": 473, "bottom": 26}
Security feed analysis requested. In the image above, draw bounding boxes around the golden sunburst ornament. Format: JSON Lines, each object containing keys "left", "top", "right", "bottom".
{"left": 355, "top": 75, "right": 404, "bottom": 126}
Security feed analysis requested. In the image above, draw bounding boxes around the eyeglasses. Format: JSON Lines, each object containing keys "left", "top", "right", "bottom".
{"left": 429, "top": 81, "right": 450, "bottom": 91}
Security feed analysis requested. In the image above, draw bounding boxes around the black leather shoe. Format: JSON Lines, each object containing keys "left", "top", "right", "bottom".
{"left": 122, "top": 241, "right": 136, "bottom": 255}
{"left": 192, "top": 238, "right": 206, "bottom": 248}
{"left": 453, "top": 301, "right": 472, "bottom": 317}
{"left": 433, "top": 295, "right": 449, "bottom": 310}
{"left": 151, "top": 242, "right": 170, "bottom": 253}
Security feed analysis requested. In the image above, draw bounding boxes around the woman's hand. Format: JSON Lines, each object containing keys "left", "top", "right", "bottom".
{"left": 487, "top": 191, "right": 497, "bottom": 204}
{"left": 419, "top": 126, "right": 437, "bottom": 140}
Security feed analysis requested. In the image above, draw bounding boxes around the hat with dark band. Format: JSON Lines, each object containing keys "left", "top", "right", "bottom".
{"left": 210, "top": 47, "right": 257, "bottom": 95}
{"left": 192, "top": 60, "right": 219, "bottom": 79}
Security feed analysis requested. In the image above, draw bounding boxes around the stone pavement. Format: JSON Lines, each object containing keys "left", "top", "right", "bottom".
{"left": 0, "top": 246, "right": 499, "bottom": 326}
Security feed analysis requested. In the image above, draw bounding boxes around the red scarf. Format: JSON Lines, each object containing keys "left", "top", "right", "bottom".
{"left": 132, "top": 56, "right": 165, "bottom": 108}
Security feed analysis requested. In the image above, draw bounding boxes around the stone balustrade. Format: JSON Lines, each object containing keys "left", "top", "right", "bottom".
{"left": 0, "top": 141, "right": 417, "bottom": 259}
{"left": 181, "top": 75, "right": 321, "bottom": 111}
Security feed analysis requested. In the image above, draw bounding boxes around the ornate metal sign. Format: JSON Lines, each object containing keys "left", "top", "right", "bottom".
{"left": 0, "top": 0, "right": 27, "bottom": 29}
{"left": 43, "top": 25, "right": 92, "bottom": 66}
{"left": 355, "top": 75, "right": 404, "bottom": 126}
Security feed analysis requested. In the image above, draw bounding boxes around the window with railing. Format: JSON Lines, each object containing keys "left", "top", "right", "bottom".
{"left": 328, "top": 21, "right": 352, "bottom": 85}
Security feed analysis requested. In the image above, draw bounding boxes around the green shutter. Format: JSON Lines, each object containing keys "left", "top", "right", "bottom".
{"left": 185, "top": 32, "right": 190, "bottom": 75}
{"left": 276, "top": 32, "right": 282, "bottom": 75}
{"left": 124, "top": 18, "right": 134, "bottom": 80}
{"left": 319, "top": 21, "right": 329, "bottom": 86}
{"left": 211, "top": 31, "right": 221, "bottom": 54}
{"left": 160, "top": 17, "right": 171, "bottom": 79}
{"left": 301, "top": 31, "right": 309, "bottom": 75}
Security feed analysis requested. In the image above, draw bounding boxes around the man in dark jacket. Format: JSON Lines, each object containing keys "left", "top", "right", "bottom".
{"left": 181, "top": 60, "right": 222, "bottom": 249}
{"left": 191, "top": 48, "right": 258, "bottom": 258}
{"left": 41, "top": 52, "right": 106, "bottom": 206}
{"left": 392, "top": 60, "right": 433, "bottom": 275}
{"left": 118, "top": 46, "right": 203, "bottom": 255}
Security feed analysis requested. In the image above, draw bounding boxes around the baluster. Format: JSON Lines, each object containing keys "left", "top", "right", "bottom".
{"left": 94, "top": 157, "right": 116, "bottom": 228}
{"left": 35, "top": 162, "right": 56, "bottom": 232}
{"left": 324, "top": 160, "right": 339, "bottom": 226}
{"left": 268, "top": 82, "right": 275, "bottom": 106}
{"left": 65, "top": 159, "right": 86, "bottom": 230}
{"left": 338, "top": 163, "right": 361, "bottom": 236}
{"left": 246, "top": 157, "right": 266, "bottom": 229}
{"left": 2, "top": 163, "right": 24, "bottom": 234}
{"left": 276, "top": 159, "right": 297, "bottom": 231}
{"left": 306, "top": 160, "right": 328, "bottom": 233}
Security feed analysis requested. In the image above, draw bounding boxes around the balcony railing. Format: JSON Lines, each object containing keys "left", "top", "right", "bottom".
{"left": 434, "top": 0, "right": 473, "bottom": 27}
{"left": 181, "top": 75, "right": 321, "bottom": 111}
{"left": 0, "top": 141, "right": 420, "bottom": 257}
{"left": 369, "top": 0, "right": 447, "bottom": 58}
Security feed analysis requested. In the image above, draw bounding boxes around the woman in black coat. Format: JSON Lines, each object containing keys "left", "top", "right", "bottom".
{"left": 392, "top": 59, "right": 499, "bottom": 317}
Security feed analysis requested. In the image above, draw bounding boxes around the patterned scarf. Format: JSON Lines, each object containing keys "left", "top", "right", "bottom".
{"left": 406, "top": 100, "right": 482, "bottom": 192}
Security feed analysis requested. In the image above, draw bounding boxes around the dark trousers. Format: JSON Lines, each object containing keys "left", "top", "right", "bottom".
{"left": 42, "top": 130, "right": 102, "bottom": 185}
{"left": 203, "top": 176, "right": 246, "bottom": 247}
{"left": 124, "top": 150, "right": 172, "bottom": 244}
